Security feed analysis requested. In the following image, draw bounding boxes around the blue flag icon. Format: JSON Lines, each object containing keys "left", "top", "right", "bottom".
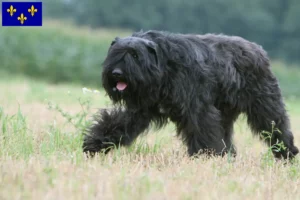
{"left": 2, "top": 2, "right": 43, "bottom": 26}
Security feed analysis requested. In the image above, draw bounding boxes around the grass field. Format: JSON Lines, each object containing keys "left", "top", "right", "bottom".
{"left": 1, "top": 74, "right": 300, "bottom": 200}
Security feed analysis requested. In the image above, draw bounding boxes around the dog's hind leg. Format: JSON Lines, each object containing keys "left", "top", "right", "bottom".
{"left": 219, "top": 107, "right": 240, "bottom": 157}
{"left": 82, "top": 108, "right": 153, "bottom": 156}
{"left": 246, "top": 93, "right": 299, "bottom": 160}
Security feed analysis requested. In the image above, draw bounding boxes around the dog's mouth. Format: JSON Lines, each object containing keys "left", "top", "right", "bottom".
{"left": 116, "top": 81, "right": 127, "bottom": 91}
{"left": 109, "top": 68, "right": 129, "bottom": 92}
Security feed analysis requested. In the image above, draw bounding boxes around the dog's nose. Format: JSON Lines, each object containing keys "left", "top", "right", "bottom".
{"left": 112, "top": 68, "right": 123, "bottom": 77}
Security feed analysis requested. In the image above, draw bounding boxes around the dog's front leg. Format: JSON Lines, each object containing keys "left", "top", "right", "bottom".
{"left": 177, "top": 105, "right": 227, "bottom": 157}
{"left": 82, "top": 108, "right": 152, "bottom": 156}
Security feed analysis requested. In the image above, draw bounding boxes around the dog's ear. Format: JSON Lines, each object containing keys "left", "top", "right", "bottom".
{"left": 146, "top": 41, "right": 157, "bottom": 52}
{"left": 146, "top": 41, "right": 159, "bottom": 65}
{"left": 111, "top": 37, "right": 120, "bottom": 46}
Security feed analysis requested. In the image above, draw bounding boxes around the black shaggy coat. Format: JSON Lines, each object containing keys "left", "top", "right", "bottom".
{"left": 83, "top": 30, "right": 299, "bottom": 159}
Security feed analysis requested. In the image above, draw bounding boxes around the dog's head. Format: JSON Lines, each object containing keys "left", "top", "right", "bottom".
{"left": 102, "top": 36, "right": 164, "bottom": 108}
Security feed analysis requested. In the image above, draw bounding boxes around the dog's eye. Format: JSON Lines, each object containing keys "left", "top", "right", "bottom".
{"left": 131, "top": 52, "right": 138, "bottom": 59}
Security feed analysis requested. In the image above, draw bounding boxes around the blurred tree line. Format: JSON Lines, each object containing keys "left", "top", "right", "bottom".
{"left": 1, "top": 0, "right": 299, "bottom": 95}
{"left": 42, "top": 0, "right": 300, "bottom": 64}
{"left": 2, "top": 0, "right": 298, "bottom": 63}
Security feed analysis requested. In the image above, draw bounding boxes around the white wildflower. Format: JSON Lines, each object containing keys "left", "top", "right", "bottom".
{"left": 93, "top": 90, "right": 100, "bottom": 94}
{"left": 82, "top": 87, "right": 92, "bottom": 94}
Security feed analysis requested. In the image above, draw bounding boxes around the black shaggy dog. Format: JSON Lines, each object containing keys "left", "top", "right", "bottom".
{"left": 83, "top": 30, "right": 299, "bottom": 159}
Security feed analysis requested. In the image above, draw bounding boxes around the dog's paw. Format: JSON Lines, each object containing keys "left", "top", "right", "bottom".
{"left": 82, "top": 134, "right": 114, "bottom": 157}
{"left": 273, "top": 146, "right": 299, "bottom": 160}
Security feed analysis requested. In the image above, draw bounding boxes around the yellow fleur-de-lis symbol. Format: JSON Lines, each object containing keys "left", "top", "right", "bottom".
{"left": 7, "top": 5, "right": 17, "bottom": 16}
{"left": 17, "top": 13, "right": 27, "bottom": 25}
{"left": 28, "top": 5, "right": 38, "bottom": 16}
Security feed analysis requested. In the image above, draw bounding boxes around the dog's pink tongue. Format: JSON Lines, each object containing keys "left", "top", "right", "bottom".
{"left": 116, "top": 82, "right": 127, "bottom": 91}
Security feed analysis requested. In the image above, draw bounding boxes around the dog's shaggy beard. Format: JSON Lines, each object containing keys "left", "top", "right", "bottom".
{"left": 102, "top": 46, "right": 164, "bottom": 110}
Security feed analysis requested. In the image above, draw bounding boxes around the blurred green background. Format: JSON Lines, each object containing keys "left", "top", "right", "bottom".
{"left": 1, "top": 0, "right": 299, "bottom": 97}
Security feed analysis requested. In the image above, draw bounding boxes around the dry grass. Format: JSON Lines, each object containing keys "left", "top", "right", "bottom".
{"left": 0, "top": 75, "right": 300, "bottom": 200}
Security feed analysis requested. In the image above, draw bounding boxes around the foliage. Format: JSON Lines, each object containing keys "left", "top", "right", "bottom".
{"left": 0, "top": 21, "right": 300, "bottom": 97}
{"left": 47, "top": 0, "right": 300, "bottom": 63}
{"left": 260, "top": 121, "right": 287, "bottom": 167}
{"left": 0, "top": 23, "right": 114, "bottom": 86}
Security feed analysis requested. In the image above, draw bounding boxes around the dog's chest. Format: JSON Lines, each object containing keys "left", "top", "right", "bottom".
{"left": 158, "top": 104, "right": 170, "bottom": 114}
{"left": 158, "top": 104, "right": 167, "bottom": 114}
{"left": 158, "top": 103, "right": 177, "bottom": 117}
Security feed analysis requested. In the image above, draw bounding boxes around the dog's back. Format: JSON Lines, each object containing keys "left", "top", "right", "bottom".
{"left": 194, "top": 33, "right": 270, "bottom": 68}
{"left": 134, "top": 30, "right": 270, "bottom": 70}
